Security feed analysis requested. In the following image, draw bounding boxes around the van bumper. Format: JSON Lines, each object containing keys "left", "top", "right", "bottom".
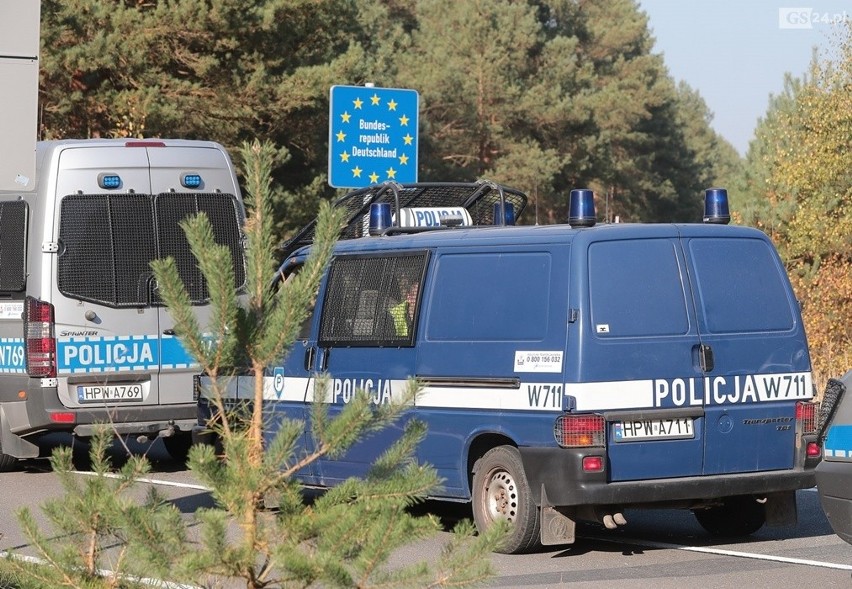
{"left": 518, "top": 446, "right": 818, "bottom": 508}
{"left": 6, "top": 377, "right": 197, "bottom": 439}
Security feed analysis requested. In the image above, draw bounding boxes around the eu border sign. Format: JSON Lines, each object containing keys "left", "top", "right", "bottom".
{"left": 328, "top": 85, "right": 419, "bottom": 189}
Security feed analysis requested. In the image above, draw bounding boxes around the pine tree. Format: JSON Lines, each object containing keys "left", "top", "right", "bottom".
{"left": 151, "top": 140, "right": 506, "bottom": 588}
{"left": 12, "top": 428, "right": 185, "bottom": 589}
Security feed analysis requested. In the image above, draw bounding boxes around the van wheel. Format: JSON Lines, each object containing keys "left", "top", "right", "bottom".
{"left": 162, "top": 433, "right": 193, "bottom": 464}
{"left": 0, "top": 452, "right": 17, "bottom": 472}
{"left": 693, "top": 496, "right": 765, "bottom": 537}
{"left": 471, "top": 445, "right": 541, "bottom": 554}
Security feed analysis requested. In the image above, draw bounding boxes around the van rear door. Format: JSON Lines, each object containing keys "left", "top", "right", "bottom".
{"left": 578, "top": 230, "right": 705, "bottom": 482}
{"left": 147, "top": 144, "right": 244, "bottom": 406}
{"left": 53, "top": 145, "right": 163, "bottom": 409}
{"left": 681, "top": 231, "right": 812, "bottom": 475}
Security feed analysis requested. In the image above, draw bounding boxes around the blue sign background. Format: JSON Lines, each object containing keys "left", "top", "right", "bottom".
{"left": 328, "top": 85, "right": 419, "bottom": 188}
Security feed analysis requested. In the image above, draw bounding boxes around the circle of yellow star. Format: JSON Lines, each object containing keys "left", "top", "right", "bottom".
{"left": 369, "top": 171, "right": 380, "bottom": 183}
{"left": 370, "top": 94, "right": 380, "bottom": 106}
{"left": 399, "top": 114, "right": 409, "bottom": 126}
{"left": 340, "top": 152, "right": 350, "bottom": 162}
{"left": 341, "top": 111, "right": 351, "bottom": 123}
{"left": 399, "top": 154, "right": 409, "bottom": 165}
{"left": 336, "top": 130, "right": 346, "bottom": 142}
{"left": 387, "top": 99, "right": 398, "bottom": 111}
{"left": 403, "top": 133, "right": 413, "bottom": 145}
{"left": 353, "top": 97, "right": 363, "bottom": 109}
{"left": 352, "top": 166, "right": 362, "bottom": 177}
{"left": 386, "top": 167, "right": 397, "bottom": 179}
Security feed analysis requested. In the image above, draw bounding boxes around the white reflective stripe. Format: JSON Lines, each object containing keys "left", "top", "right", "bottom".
{"left": 210, "top": 372, "right": 814, "bottom": 412}
{"left": 565, "top": 380, "right": 654, "bottom": 411}
{"left": 566, "top": 372, "right": 813, "bottom": 411}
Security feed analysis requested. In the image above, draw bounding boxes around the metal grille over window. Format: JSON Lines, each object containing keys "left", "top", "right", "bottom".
{"left": 58, "top": 193, "right": 244, "bottom": 307}
{"left": 278, "top": 182, "right": 528, "bottom": 260}
{"left": 319, "top": 252, "right": 428, "bottom": 347}
{"left": 0, "top": 200, "right": 28, "bottom": 292}
{"left": 155, "top": 193, "right": 245, "bottom": 303}
{"left": 58, "top": 194, "right": 155, "bottom": 307}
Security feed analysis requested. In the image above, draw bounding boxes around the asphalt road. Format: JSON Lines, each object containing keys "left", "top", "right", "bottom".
{"left": 1, "top": 436, "right": 850, "bottom": 589}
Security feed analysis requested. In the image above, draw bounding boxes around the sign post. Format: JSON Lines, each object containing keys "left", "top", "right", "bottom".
{"left": 328, "top": 85, "right": 419, "bottom": 189}
{"left": 0, "top": 0, "right": 40, "bottom": 191}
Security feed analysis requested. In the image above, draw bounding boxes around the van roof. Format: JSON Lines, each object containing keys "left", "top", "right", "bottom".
{"left": 327, "top": 219, "right": 771, "bottom": 255}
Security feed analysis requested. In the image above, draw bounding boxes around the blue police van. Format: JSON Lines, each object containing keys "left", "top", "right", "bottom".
{"left": 197, "top": 182, "right": 820, "bottom": 553}
{"left": 815, "top": 369, "right": 852, "bottom": 545}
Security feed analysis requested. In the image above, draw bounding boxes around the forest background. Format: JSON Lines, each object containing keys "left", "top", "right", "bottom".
{"left": 37, "top": 0, "right": 851, "bottom": 389}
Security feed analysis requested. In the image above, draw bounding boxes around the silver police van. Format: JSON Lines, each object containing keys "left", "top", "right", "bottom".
{"left": 0, "top": 139, "right": 245, "bottom": 468}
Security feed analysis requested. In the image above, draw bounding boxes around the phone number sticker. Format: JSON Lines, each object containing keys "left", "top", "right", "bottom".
{"left": 514, "top": 351, "right": 563, "bottom": 373}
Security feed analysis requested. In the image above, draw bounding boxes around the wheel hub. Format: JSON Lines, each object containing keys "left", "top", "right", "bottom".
{"left": 485, "top": 470, "right": 518, "bottom": 522}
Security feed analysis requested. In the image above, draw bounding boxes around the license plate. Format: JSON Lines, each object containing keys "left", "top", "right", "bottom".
{"left": 613, "top": 417, "right": 694, "bottom": 442}
{"left": 77, "top": 384, "right": 144, "bottom": 403}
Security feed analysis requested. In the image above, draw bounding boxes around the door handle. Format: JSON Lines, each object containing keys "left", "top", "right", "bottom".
{"left": 304, "top": 347, "right": 315, "bottom": 371}
{"left": 320, "top": 347, "right": 330, "bottom": 372}
{"left": 698, "top": 344, "right": 714, "bottom": 373}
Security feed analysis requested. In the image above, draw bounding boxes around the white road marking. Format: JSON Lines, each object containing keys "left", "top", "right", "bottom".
{"left": 0, "top": 551, "right": 200, "bottom": 588}
{"left": 72, "top": 470, "right": 210, "bottom": 491}
{"left": 592, "top": 535, "right": 852, "bottom": 571}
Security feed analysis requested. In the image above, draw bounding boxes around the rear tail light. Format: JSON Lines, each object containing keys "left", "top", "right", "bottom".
{"left": 796, "top": 401, "right": 817, "bottom": 435}
{"left": 554, "top": 414, "right": 605, "bottom": 447}
{"left": 24, "top": 297, "right": 56, "bottom": 378}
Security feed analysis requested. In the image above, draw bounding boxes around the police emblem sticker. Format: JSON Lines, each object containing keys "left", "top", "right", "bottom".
{"left": 514, "top": 351, "right": 563, "bottom": 373}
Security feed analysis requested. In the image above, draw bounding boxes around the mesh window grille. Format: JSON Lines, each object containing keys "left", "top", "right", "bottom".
{"left": 155, "top": 193, "right": 245, "bottom": 303}
{"left": 58, "top": 194, "right": 155, "bottom": 307}
{"left": 319, "top": 252, "right": 428, "bottom": 347}
{"left": 0, "top": 201, "right": 28, "bottom": 292}
{"left": 58, "top": 193, "right": 243, "bottom": 307}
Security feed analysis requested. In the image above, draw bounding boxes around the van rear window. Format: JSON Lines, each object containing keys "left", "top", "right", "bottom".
{"left": 688, "top": 238, "right": 794, "bottom": 333}
{"left": 588, "top": 239, "right": 690, "bottom": 338}
{"left": 58, "top": 193, "right": 244, "bottom": 307}
{"left": 0, "top": 201, "right": 28, "bottom": 292}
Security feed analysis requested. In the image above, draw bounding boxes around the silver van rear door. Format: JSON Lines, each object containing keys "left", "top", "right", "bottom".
{"left": 148, "top": 145, "right": 243, "bottom": 406}
{"left": 53, "top": 145, "right": 161, "bottom": 408}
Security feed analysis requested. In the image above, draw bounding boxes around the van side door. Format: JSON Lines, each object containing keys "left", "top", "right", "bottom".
{"left": 307, "top": 251, "right": 425, "bottom": 485}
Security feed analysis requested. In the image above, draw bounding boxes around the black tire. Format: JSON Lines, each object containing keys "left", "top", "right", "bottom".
{"left": 0, "top": 451, "right": 17, "bottom": 472}
{"left": 162, "top": 432, "right": 193, "bottom": 464}
{"left": 471, "top": 445, "right": 541, "bottom": 554}
{"left": 693, "top": 495, "right": 766, "bottom": 537}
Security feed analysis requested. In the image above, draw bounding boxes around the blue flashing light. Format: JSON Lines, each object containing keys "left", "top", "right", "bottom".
{"left": 493, "top": 202, "right": 515, "bottom": 226}
{"left": 703, "top": 187, "right": 730, "bottom": 225}
{"left": 568, "top": 188, "right": 596, "bottom": 227}
{"left": 97, "top": 173, "right": 121, "bottom": 190}
{"left": 181, "top": 173, "right": 203, "bottom": 189}
{"left": 369, "top": 202, "right": 392, "bottom": 236}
